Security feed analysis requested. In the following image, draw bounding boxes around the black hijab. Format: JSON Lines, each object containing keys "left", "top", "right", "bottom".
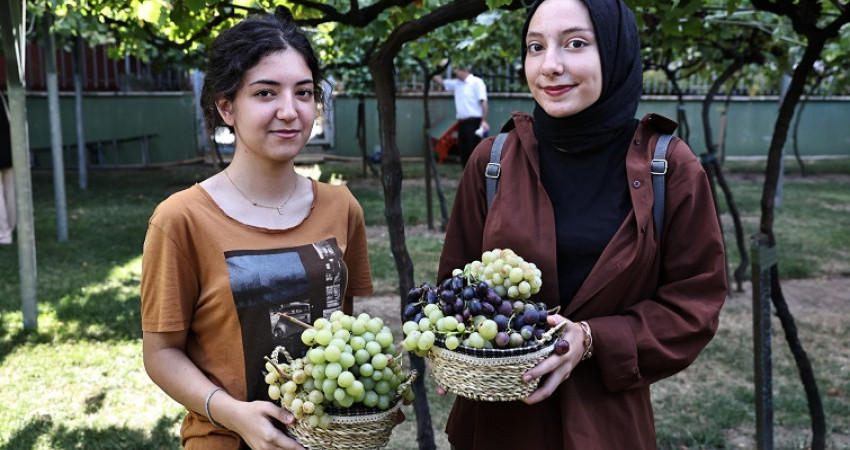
{"left": 522, "top": 0, "right": 643, "bottom": 305}
{"left": 522, "top": 0, "right": 643, "bottom": 154}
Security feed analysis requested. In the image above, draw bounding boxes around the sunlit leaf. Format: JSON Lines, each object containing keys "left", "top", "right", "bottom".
{"left": 136, "top": 0, "right": 162, "bottom": 24}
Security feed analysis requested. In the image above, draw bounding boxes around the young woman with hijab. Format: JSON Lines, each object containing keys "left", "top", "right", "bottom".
{"left": 141, "top": 12, "right": 373, "bottom": 450}
{"left": 436, "top": 0, "right": 726, "bottom": 448}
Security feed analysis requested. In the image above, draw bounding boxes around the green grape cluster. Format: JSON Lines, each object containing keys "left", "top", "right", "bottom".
{"left": 401, "top": 248, "right": 552, "bottom": 355}
{"left": 264, "top": 310, "right": 415, "bottom": 429}
{"left": 462, "top": 248, "right": 543, "bottom": 300}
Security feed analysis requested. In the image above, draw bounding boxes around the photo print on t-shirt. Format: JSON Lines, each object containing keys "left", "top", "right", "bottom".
{"left": 225, "top": 238, "right": 349, "bottom": 401}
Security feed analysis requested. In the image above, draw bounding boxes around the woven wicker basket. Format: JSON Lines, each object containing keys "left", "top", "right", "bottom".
{"left": 428, "top": 321, "right": 567, "bottom": 402}
{"left": 267, "top": 346, "right": 417, "bottom": 450}
{"left": 286, "top": 401, "right": 403, "bottom": 450}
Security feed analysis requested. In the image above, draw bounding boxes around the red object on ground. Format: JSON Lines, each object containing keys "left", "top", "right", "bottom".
{"left": 432, "top": 120, "right": 459, "bottom": 164}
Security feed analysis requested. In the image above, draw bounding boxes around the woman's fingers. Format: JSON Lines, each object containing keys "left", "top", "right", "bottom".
{"left": 523, "top": 366, "right": 570, "bottom": 405}
{"left": 547, "top": 313, "right": 567, "bottom": 326}
{"left": 522, "top": 351, "right": 562, "bottom": 383}
{"left": 276, "top": 406, "right": 295, "bottom": 425}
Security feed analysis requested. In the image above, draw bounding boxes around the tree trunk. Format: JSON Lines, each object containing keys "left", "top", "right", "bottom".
{"left": 417, "top": 58, "right": 450, "bottom": 231}
{"left": 662, "top": 67, "right": 689, "bottom": 141}
{"left": 420, "top": 64, "right": 434, "bottom": 230}
{"left": 43, "top": 12, "right": 69, "bottom": 242}
{"left": 73, "top": 35, "right": 88, "bottom": 190}
{"left": 718, "top": 80, "right": 736, "bottom": 164}
{"left": 1, "top": 0, "right": 39, "bottom": 330}
{"left": 356, "top": 96, "right": 379, "bottom": 178}
{"left": 790, "top": 73, "right": 823, "bottom": 177}
{"left": 759, "top": 36, "right": 827, "bottom": 450}
{"left": 369, "top": 53, "right": 435, "bottom": 450}
{"left": 701, "top": 60, "right": 749, "bottom": 292}
{"left": 791, "top": 99, "right": 806, "bottom": 176}
{"left": 369, "top": 0, "right": 487, "bottom": 450}
{"left": 364, "top": 3, "right": 489, "bottom": 446}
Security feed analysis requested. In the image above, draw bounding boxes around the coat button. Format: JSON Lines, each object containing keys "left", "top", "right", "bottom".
{"left": 633, "top": 180, "right": 642, "bottom": 188}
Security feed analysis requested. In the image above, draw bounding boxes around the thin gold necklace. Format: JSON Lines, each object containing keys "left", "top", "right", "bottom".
{"left": 224, "top": 169, "right": 297, "bottom": 215}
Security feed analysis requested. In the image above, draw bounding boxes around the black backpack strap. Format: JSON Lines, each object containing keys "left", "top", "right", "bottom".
{"left": 485, "top": 132, "right": 508, "bottom": 210}
{"left": 651, "top": 134, "right": 674, "bottom": 239}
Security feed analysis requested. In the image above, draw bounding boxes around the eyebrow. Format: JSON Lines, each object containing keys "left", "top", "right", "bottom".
{"left": 526, "top": 27, "right": 593, "bottom": 39}
{"left": 248, "top": 78, "right": 314, "bottom": 87}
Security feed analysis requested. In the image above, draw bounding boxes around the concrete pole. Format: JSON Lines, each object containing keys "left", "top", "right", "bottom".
{"left": 1, "top": 0, "right": 39, "bottom": 330}
{"left": 43, "top": 10, "right": 69, "bottom": 242}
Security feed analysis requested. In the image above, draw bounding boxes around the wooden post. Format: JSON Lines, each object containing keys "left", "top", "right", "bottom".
{"left": 751, "top": 233, "right": 776, "bottom": 450}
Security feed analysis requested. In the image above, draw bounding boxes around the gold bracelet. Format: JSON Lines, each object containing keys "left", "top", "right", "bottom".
{"left": 579, "top": 321, "right": 593, "bottom": 361}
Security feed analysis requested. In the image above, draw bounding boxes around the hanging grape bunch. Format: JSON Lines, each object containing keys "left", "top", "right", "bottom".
{"left": 402, "top": 248, "right": 551, "bottom": 355}
{"left": 264, "top": 311, "right": 416, "bottom": 430}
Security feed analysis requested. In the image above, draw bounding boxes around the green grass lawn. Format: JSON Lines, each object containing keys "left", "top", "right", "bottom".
{"left": 1, "top": 159, "right": 848, "bottom": 449}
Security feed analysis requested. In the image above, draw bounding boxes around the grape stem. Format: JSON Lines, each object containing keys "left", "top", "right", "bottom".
{"left": 276, "top": 312, "right": 312, "bottom": 329}
{"left": 264, "top": 356, "right": 290, "bottom": 379}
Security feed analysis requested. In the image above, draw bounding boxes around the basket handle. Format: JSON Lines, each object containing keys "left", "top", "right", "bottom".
{"left": 270, "top": 345, "right": 295, "bottom": 364}
{"left": 541, "top": 319, "right": 569, "bottom": 342}
{"left": 396, "top": 370, "right": 419, "bottom": 396}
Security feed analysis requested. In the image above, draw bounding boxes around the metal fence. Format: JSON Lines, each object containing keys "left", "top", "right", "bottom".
{"left": 396, "top": 62, "right": 845, "bottom": 97}
{"left": 5, "top": 45, "right": 844, "bottom": 97}
{"left": 0, "top": 42, "right": 191, "bottom": 92}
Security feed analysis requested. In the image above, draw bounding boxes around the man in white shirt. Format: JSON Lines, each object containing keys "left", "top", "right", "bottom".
{"left": 434, "top": 65, "right": 489, "bottom": 167}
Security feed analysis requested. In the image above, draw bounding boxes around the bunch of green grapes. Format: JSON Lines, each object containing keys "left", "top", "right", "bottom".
{"left": 401, "top": 248, "right": 551, "bottom": 355}
{"left": 462, "top": 248, "right": 543, "bottom": 300}
{"left": 265, "top": 311, "right": 415, "bottom": 429}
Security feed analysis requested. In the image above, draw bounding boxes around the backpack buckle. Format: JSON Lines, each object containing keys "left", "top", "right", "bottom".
{"left": 485, "top": 163, "right": 501, "bottom": 178}
{"left": 650, "top": 159, "right": 667, "bottom": 175}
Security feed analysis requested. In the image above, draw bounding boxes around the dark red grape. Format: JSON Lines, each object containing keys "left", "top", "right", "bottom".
{"left": 533, "top": 328, "right": 544, "bottom": 340}
{"left": 441, "top": 303, "right": 454, "bottom": 315}
{"left": 484, "top": 290, "right": 500, "bottom": 306}
{"left": 453, "top": 298, "right": 464, "bottom": 313}
{"left": 440, "top": 278, "right": 453, "bottom": 291}
{"left": 425, "top": 289, "right": 438, "bottom": 304}
{"left": 495, "top": 332, "right": 510, "bottom": 348}
{"left": 461, "top": 285, "right": 476, "bottom": 300}
{"left": 403, "top": 303, "right": 419, "bottom": 319}
{"left": 497, "top": 300, "right": 513, "bottom": 317}
{"left": 536, "top": 307, "right": 548, "bottom": 324}
{"left": 440, "top": 289, "right": 456, "bottom": 303}
{"left": 450, "top": 276, "right": 464, "bottom": 292}
{"left": 406, "top": 287, "right": 422, "bottom": 303}
{"left": 510, "top": 315, "right": 525, "bottom": 330}
{"left": 523, "top": 307, "right": 540, "bottom": 325}
{"left": 481, "top": 302, "right": 495, "bottom": 316}
{"left": 470, "top": 299, "right": 483, "bottom": 315}
{"left": 554, "top": 339, "right": 570, "bottom": 355}
{"left": 493, "top": 314, "right": 509, "bottom": 331}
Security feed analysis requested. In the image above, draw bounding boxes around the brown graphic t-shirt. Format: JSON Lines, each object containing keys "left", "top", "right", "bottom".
{"left": 141, "top": 180, "right": 373, "bottom": 449}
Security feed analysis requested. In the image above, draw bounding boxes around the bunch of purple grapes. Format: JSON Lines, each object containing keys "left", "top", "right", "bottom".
{"left": 401, "top": 274, "right": 551, "bottom": 353}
